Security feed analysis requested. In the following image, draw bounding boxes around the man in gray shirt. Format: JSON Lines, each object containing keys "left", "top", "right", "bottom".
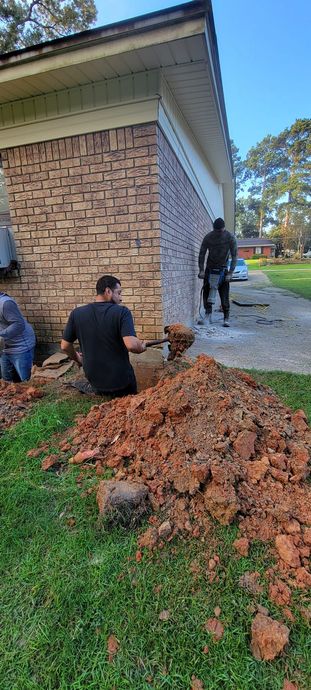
{"left": 0, "top": 292, "right": 35, "bottom": 381}
{"left": 198, "top": 217, "right": 237, "bottom": 327}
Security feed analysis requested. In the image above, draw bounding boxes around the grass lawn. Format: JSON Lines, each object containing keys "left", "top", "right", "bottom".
{"left": 246, "top": 370, "right": 311, "bottom": 424}
{"left": 246, "top": 262, "right": 311, "bottom": 300}
{"left": 0, "top": 383, "right": 310, "bottom": 690}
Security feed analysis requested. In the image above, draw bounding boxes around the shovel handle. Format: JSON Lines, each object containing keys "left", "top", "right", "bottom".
{"left": 145, "top": 338, "right": 169, "bottom": 348}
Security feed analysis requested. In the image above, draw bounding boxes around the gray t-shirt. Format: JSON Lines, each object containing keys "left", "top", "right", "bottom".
{"left": 0, "top": 293, "right": 36, "bottom": 354}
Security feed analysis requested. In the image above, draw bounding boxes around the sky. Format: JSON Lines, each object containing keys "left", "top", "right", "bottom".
{"left": 94, "top": 0, "right": 311, "bottom": 159}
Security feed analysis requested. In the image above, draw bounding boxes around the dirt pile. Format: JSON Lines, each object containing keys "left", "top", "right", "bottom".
{"left": 0, "top": 380, "right": 44, "bottom": 431}
{"left": 51, "top": 355, "right": 311, "bottom": 590}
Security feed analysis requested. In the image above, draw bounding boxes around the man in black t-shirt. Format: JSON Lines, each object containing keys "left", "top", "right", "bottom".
{"left": 61, "top": 275, "right": 146, "bottom": 397}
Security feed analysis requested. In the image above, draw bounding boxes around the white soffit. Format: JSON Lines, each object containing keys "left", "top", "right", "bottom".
{"left": 0, "top": 8, "right": 233, "bottom": 184}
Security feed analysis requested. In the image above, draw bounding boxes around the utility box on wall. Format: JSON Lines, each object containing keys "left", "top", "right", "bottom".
{"left": 0, "top": 227, "right": 20, "bottom": 276}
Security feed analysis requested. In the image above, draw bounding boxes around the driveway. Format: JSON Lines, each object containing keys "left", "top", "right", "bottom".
{"left": 188, "top": 271, "right": 311, "bottom": 373}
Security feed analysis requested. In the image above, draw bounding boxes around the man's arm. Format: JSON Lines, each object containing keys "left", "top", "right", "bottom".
{"left": 123, "top": 335, "right": 146, "bottom": 354}
{"left": 60, "top": 311, "right": 82, "bottom": 366}
{"left": 198, "top": 235, "right": 209, "bottom": 276}
{"left": 0, "top": 300, "right": 25, "bottom": 340}
{"left": 228, "top": 235, "right": 238, "bottom": 273}
{"left": 60, "top": 339, "right": 82, "bottom": 366}
{"left": 120, "top": 308, "right": 146, "bottom": 354}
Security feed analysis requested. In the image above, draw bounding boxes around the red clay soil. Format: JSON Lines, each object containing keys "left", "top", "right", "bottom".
{"left": 0, "top": 380, "right": 44, "bottom": 432}
{"left": 164, "top": 323, "right": 195, "bottom": 360}
{"left": 47, "top": 355, "right": 311, "bottom": 592}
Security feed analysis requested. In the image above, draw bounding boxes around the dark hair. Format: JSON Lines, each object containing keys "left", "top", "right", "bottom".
{"left": 213, "top": 217, "right": 225, "bottom": 230}
{"left": 96, "top": 275, "right": 121, "bottom": 295}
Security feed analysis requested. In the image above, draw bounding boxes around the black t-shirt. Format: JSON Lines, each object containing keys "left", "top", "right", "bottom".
{"left": 63, "top": 302, "right": 136, "bottom": 392}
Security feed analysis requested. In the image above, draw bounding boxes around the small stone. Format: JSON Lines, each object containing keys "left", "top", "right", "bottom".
{"left": 247, "top": 457, "right": 270, "bottom": 483}
{"left": 233, "top": 537, "right": 249, "bottom": 557}
{"left": 158, "top": 520, "right": 172, "bottom": 538}
{"left": 303, "top": 527, "right": 311, "bottom": 545}
{"left": 283, "top": 520, "right": 301, "bottom": 535}
{"left": 233, "top": 430, "right": 257, "bottom": 460}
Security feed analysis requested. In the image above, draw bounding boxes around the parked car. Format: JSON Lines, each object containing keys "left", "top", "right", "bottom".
{"left": 230, "top": 258, "right": 248, "bottom": 280}
{"left": 302, "top": 250, "right": 311, "bottom": 258}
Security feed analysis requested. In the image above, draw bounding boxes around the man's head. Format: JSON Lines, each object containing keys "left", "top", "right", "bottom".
{"left": 96, "top": 275, "right": 122, "bottom": 305}
{"left": 213, "top": 217, "right": 225, "bottom": 231}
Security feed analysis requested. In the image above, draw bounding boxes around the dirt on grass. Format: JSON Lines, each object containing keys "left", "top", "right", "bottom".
{"left": 0, "top": 380, "right": 44, "bottom": 432}
{"left": 44, "top": 355, "right": 311, "bottom": 596}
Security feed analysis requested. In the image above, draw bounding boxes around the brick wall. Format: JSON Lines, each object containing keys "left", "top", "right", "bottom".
{"left": 0, "top": 124, "right": 163, "bottom": 344}
{"left": 157, "top": 127, "right": 212, "bottom": 326}
{"left": 238, "top": 246, "right": 274, "bottom": 258}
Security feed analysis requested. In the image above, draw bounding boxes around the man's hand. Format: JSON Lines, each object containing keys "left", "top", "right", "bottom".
{"left": 198, "top": 270, "right": 205, "bottom": 279}
{"left": 75, "top": 351, "right": 83, "bottom": 367}
{"left": 225, "top": 272, "right": 232, "bottom": 282}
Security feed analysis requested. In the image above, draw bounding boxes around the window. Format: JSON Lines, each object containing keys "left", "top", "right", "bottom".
{"left": 255, "top": 246, "right": 262, "bottom": 255}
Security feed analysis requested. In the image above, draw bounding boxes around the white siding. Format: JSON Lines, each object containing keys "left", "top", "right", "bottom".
{"left": 158, "top": 76, "right": 224, "bottom": 220}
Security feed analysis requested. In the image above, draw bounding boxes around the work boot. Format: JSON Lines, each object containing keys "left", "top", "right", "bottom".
{"left": 223, "top": 318, "right": 230, "bottom": 328}
{"left": 197, "top": 312, "right": 212, "bottom": 326}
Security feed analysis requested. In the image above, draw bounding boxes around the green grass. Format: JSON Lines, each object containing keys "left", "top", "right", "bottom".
{"left": 0, "top": 391, "right": 310, "bottom": 689}
{"left": 246, "top": 261, "right": 311, "bottom": 299}
{"left": 246, "top": 370, "right": 311, "bottom": 424}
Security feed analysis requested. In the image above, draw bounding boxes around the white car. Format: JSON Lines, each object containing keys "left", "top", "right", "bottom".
{"left": 230, "top": 258, "right": 248, "bottom": 280}
{"left": 302, "top": 250, "right": 311, "bottom": 258}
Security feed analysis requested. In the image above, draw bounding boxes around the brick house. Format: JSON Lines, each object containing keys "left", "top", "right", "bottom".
{"left": 0, "top": 0, "right": 234, "bottom": 353}
{"left": 237, "top": 238, "right": 276, "bottom": 259}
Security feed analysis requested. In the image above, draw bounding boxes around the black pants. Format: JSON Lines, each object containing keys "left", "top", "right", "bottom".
{"left": 95, "top": 369, "right": 137, "bottom": 398}
{"left": 203, "top": 276, "right": 230, "bottom": 318}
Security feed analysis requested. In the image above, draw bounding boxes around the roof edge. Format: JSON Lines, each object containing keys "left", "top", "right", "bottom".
{"left": 0, "top": 1, "right": 207, "bottom": 65}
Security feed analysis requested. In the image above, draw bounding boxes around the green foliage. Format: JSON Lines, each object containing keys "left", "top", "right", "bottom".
{"left": 0, "top": 0, "right": 97, "bottom": 53}
{"left": 231, "top": 139, "right": 245, "bottom": 195}
{"left": 236, "top": 120, "right": 311, "bottom": 248}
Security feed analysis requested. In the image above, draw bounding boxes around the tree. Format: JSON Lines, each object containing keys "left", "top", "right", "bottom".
{"left": 230, "top": 140, "right": 245, "bottom": 195}
{"left": 243, "top": 135, "right": 285, "bottom": 237}
{"left": 0, "top": 0, "right": 97, "bottom": 53}
{"left": 273, "top": 119, "right": 311, "bottom": 255}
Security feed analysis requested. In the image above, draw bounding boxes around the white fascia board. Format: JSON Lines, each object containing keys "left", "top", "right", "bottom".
{"left": 222, "top": 182, "right": 235, "bottom": 233}
{"left": 158, "top": 80, "right": 224, "bottom": 220}
{"left": 203, "top": 21, "right": 233, "bottom": 179}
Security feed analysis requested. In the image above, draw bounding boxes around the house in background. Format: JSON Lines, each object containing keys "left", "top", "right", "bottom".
{"left": 0, "top": 0, "right": 234, "bottom": 352}
{"left": 237, "top": 238, "right": 276, "bottom": 259}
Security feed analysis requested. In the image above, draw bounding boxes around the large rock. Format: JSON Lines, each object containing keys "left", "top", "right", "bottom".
{"left": 97, "top": 480, "right": 149, "bottom": 524}
{"left": 250, "top": 613, "right": 289, "bottom": 660}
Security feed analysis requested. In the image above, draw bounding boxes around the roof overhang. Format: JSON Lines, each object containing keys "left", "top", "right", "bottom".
{"left": 0, "top": 1, "right": 234, "bottom": 214}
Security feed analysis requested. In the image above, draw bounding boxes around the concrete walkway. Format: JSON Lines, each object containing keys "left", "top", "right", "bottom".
{"left": 188, "top": 271, "right": 311, "bottom": 373}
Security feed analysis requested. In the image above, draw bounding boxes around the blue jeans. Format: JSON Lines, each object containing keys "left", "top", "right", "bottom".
{"left": 0, "top": 348, "right": 35, "bottom": 382}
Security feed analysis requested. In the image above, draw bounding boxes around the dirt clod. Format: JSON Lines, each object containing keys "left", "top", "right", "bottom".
{"left": 164, "top": 323, "right": 195, "bottom": 360}
{"left": 250, "top": 613, "right": 289, "bottom": 660}
{"left": 0, "top": 380, "right": 44, "bottom": 431}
